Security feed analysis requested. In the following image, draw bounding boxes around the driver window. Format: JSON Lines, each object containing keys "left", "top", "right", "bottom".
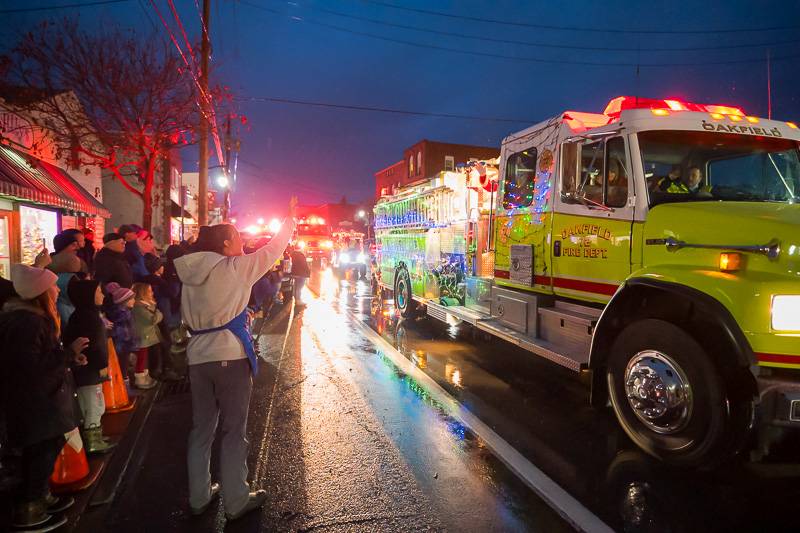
{"left": 560, "top": 142, "right": 578, "bottom": 196}
{"left": 581, "top": 141, "right": 605, "bottom": 204}
{"left": 605, "top": 137, "right": 629, "bottom": 207}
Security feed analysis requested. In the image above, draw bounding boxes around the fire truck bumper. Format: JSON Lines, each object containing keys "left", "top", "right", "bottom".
{"left": 757, "top": 374, "right": 800, "bottom": 427}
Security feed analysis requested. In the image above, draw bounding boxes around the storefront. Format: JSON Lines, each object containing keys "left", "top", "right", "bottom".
{"left": 0, "top": 144, "right": 110, "bottom": 270}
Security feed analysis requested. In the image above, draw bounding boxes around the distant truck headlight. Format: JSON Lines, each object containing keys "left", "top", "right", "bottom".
{"left": 772, "top": 295, "right": 800, "bottom": 331}
{"left": 340, "top": 253, "right": 350, "bottom": 264}
{"left": 356, "top": 253, "right": 366, "bottom": 264}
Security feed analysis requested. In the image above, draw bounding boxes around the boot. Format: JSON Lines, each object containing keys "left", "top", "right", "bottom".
{"left": 134, "top": 370, "right": 157, "bottom": 390}
{"left": 82, "top": 427, "right": 117, "bottom": 454}
{"left": 12, "top": 499, "right": 53, "bottom": 528}
{"left": 43, "top": 491, "right": 74, "bottom": 514}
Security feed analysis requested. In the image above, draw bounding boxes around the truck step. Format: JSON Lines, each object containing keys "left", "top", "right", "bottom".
{"left": 426, "top": 301, "right": 487, "bottom": 326}
{"left": 476, "top": 319, "right": 588, "bottom": 372}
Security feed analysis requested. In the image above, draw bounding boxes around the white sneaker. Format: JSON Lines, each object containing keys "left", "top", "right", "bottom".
{"left": 225, "top": 490, "right": 267, "bottom": 521}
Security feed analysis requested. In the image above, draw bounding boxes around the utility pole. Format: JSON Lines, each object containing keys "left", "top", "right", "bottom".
{"left": 767, "top": 49, "right": 772, "bottom": 120}
{"left": 223, "top": 114, "right": 231, "bottom": 222}
{"left": 197, "top": 0, "right": 210, "bottom": 226}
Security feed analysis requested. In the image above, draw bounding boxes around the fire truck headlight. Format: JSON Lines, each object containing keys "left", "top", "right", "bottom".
{"left": 297, "top": 240, "right": 306, "bottom": 250}
{"left": 772, "top": 295, "right": 800, "bottom": 331}
{"left": 340, "top": 253, "right": 350, "bottom": 264}
{"left": 356, "top": 253, "right": 366, "bottom": 264}
{"left": 322, "top": 240, "right": 334, "bottom": 249}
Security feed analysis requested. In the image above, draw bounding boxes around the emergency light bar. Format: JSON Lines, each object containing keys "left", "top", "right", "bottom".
{"left": 603, "top": 96, "right": 745, "bottom": 119}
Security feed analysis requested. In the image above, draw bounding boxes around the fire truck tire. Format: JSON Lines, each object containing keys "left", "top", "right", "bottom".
{"left": 394, "top": 267, "right": 417, "bottom": 318}
{"left": 606, "top": 319, "right": 746, "bottom": 468}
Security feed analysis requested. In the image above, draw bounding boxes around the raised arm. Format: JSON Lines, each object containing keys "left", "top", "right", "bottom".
{"left": 233, "top": 197, "right": 298, "bottom": 285}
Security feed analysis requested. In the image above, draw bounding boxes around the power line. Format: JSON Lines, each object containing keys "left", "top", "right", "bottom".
{"left": 310, "top": 2, "right": 800, "bottom": 53}
{"left": 240, "top": 2, "right": 800, "bottom": 68}
{"left": 363, "top": 0, "right": 800, "bottom": 35}
{"left": 0, "top": 0, "right": 129, "bottom": 13}
{"left": 235, "top": 95, "right": 536, "bottom": 123}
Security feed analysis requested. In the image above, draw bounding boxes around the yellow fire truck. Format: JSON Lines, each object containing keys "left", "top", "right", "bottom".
{"left": 375, "top": 95, "right": 800, "bottom": 466}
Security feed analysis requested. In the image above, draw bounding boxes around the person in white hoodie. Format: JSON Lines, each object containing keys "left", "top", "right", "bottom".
{"left": 175, "top": 197, "right": 296, "bottom": 521}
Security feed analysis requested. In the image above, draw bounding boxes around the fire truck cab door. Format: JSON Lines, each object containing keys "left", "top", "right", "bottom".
{"left": 552, "top": 136, "right": 634, "bottom": 303}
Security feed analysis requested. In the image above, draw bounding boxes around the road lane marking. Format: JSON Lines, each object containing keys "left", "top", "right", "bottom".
{"left": 344, "top": 308, "right": 615, "bottom": 533}
{"left": 254, "top": 303, "right": 296, "bottom": 484}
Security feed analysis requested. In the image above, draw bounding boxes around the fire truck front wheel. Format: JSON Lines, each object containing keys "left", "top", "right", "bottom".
{"left": 606, "top": 319, "right": 747, "bottom": 468}
{"left": 394, "top": 268, "right": 417, "bottom": 318}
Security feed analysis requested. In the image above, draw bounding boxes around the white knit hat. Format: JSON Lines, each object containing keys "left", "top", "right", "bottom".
{"left": 11, "top": 263, "right": 58, "bottom": 300}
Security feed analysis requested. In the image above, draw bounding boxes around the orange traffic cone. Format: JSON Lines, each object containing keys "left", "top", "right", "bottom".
{"left": 102, "top": 339, "right": 136, "bottom": 413}
{"left": 50, "top": 428, "right": 89, "bottom": 486}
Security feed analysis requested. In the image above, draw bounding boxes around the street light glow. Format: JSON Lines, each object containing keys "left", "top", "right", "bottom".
{"left": 257, "top": 217, "right": 265, "bottom": 225}
{"left": 216, "top": 175, "right": 229, "bottom": 188}
{"left": 268, "top": 218, "right": 281, "bottom": 233}
{"left": 357, "top": 210, "right": 366, "bottom": 218}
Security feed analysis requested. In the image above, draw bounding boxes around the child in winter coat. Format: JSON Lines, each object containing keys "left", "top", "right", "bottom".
{"left": 103, "top": 282, "right": 136, "bottom": 385}
{"left": 142, "top": 255, "right": 182, "bottom": 380}
{"left": 132, "top": 282, "right": 163, "bottom": 389}
{"left": 63, "top": 279, "right": 116, "bottom": 454}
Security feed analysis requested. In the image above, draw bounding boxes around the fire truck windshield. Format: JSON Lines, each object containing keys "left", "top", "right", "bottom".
{"left": 297, "top": 224, "right": 329, "bottom": 236}
{"left": 639, "top": 130, "right": 800, "bottom": 205}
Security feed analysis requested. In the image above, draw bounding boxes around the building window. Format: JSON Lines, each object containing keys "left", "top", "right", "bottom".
{"left": 409, "top": 155, "right": 414, "bottom": 177}
{"left": 444, "top": 155, "right": 455, "bottom": 171}
{"left": 417, "top": 151, "right": 422, "bottom": 176}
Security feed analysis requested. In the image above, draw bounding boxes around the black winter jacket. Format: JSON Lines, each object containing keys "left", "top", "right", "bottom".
{"left": 64, "top": 280, "right": 109, "bottom": 387}
{"left": 0, "top": 300, "right": 77, "bottom": 447}
{"left": 290, "top": 251, "right": 311, "bottom": 278}
{"left": 94, "top": 247, "right": 133, "bottom": 288}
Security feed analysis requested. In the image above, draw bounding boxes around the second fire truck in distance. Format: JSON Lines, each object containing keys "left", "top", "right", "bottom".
{"left": 293, "top": 215, "right": 334, "bottom": 263}
{"left": 375, "top": 95, "right": 800, "bottom": 467}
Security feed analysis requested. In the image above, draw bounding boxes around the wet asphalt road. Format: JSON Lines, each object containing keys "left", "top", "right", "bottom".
{"left": 329, "top": 273, "right": 800, "bottom": 533}
{"left": 78, "top": 267, "right": 800, "bottom": 532}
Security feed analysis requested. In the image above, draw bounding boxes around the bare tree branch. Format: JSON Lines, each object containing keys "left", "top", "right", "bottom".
{"left": 1, "top": 19, "right": 200, "bottom": 230}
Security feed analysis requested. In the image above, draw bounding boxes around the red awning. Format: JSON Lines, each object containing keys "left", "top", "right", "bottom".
{"left": 0, "top": 144, "right": 109, "bottom": 217}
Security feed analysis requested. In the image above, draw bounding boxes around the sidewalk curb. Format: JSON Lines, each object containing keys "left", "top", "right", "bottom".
{"left": 85, "top": 385, "right": 161, "bottom": 508}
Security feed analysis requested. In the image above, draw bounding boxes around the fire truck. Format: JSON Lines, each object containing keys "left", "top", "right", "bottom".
{"left": 293, "top": 215, "right": 334, "bottom": 262}
{"left": 375, "top": 95, "right": 800, "bottom": 466}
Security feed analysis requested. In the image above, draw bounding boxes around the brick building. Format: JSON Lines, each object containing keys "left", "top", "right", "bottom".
{"left": 374, "top": 140, "right": 499, "bottom": 199}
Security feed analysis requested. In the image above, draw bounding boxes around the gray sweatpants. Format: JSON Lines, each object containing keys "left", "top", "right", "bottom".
{"left": 187, "top": 358, "right": 253, "bottom": 514}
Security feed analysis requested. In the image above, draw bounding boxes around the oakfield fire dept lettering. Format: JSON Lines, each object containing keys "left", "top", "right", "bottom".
{"left": 561, "top": 223, "right": 611, "bottom": 259}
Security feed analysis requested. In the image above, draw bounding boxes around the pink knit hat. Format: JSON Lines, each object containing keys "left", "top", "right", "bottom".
{"left": 104, "top": 282, "right": 134, "bottom": 305}
{"left": 10, "top": 264, "right": 58, "bottom": 300}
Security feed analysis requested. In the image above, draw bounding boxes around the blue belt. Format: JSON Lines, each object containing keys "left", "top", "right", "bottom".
{"left": 188, "top": 309, "right": 258, "bottom": 375}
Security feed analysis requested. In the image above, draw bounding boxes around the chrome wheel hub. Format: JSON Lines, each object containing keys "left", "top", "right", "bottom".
{"left": 397, "top": 279, "right": 407, "bottom": 309}
{"left": 624, "top": 350, "right": 692, "bottom": 434}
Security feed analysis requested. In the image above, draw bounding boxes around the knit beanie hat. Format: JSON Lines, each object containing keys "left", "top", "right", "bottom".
{"left": 103, "top": 232, "right": 123, "bottom": 244}
{"left": 105, "top": 281, "right": 134, "bottom": 305}
{"left": 10, "top": 263, "right": 58, "bottom": 300}
{"left": 53, "top": 233, "right": 78, "bottom": 254}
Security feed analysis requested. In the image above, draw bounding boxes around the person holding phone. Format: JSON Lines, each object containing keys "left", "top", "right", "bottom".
{"left": 0, "top": 264, "right": 89, "bottom": 530}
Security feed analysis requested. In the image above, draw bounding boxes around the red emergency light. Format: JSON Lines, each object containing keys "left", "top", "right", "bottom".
{"left": 603, "top": 96, "right": 744, "bottom": 119}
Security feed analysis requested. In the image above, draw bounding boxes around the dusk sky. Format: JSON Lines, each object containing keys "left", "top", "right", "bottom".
{"left": 4, "top": 0, "right": 800, "bottom": 223}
